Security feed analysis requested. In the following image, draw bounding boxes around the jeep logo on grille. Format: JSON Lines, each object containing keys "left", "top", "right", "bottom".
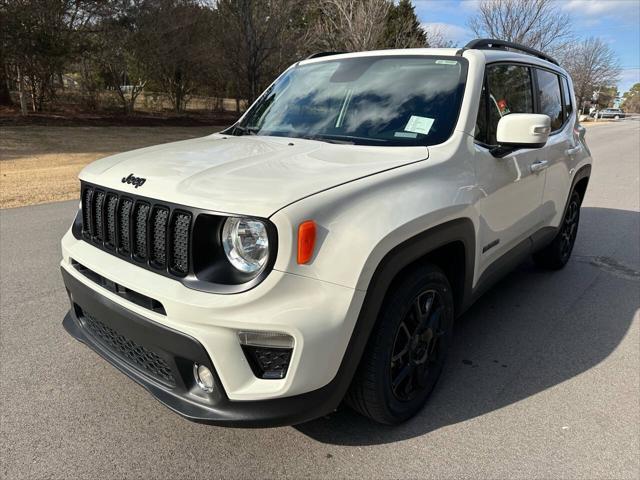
{"left": 122, "top": 173, "right": 146, "bottom": 188}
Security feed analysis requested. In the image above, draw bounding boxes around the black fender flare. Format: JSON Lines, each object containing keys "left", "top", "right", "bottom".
{"left": 570, "top": 164, "right": 591, "bottom": 203}
{"left": 317, "top": 218, "right": 476, "bottom": 411}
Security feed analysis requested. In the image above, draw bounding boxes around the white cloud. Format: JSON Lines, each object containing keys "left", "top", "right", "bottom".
{"left": 619, "top": 68, "right": 640, "bottom": 92}
{"left": 561, "top": 0, "right": 640, "bottom": 26}
{"left": 459, "top": 0, "right": 483, "bottom": 12}
{"left": 562, "top": 0, "right": 634, "bottom": 15}
{"left": 413, "top": 0, "right": 465, "bottom": 13}
{"left": 421, "top": 22, "right": 473, "bottom": 45}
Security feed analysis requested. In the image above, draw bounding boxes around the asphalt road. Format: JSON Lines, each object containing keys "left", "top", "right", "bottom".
{"left": 1, "top": 122, "right": 639, "bottom": 479}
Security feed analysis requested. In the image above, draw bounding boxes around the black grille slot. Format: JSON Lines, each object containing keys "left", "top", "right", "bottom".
{"left": 92, "top": 190, "right": 106, "bottom": 240}
{"left": 82, "top": 188, "right": 93, "bottom": 237}
{"left": 133, "top": 202, "right": 150, "bottom": 259}
{"left": 170, "top": 212, "right": 191, "bottom": 275}
{"left": 150, "top": 207, "right": 169, "bottom": 267}
{"left": 72, "top": 259, "right": 166, "bottom": 315}
{"left": 105, "top": 194, "right": 118, "bottom": 247}
{"left": 118, "top": 198, "right": 133, "bottom": 253}
{"left": 78, "top": 308, "right": 176, "bottom": 387}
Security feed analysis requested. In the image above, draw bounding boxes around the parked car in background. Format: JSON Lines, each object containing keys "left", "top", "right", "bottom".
{"left": 590, "top": 108, "right": 625, "bottom": 119}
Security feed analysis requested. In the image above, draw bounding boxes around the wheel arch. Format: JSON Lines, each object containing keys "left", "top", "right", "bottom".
{"left": 326, "top": 218, "right": 476, "bottom": 408}
{"left": 573, "top": 166, "right": 591, "bottom": 203}
{"left": 360, "top": 217, "right": 476, "bottom": 315}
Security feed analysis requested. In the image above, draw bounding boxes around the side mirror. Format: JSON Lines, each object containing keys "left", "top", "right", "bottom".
{"left": 496, "top": 113, "right": 551, "bottom": 149}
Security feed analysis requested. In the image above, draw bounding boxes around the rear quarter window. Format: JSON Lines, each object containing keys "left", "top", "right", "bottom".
{"left": 561, "top": 76, "right": 574, "bottom": 122}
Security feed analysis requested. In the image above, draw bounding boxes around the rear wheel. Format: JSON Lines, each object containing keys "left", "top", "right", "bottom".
{"left": 533, "top": 190, "right": 581, "bottom": 269}
{"left": 346, "top": 266, "right": 454, "bottom": 425}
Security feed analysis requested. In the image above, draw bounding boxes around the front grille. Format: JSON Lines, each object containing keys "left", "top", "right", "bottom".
{"left": 93, "top": 190, "right": 105, "bottom": 239}
{"left": 118, "top": 198, "right": 133, "bottom": 254}
{"left": 81, "top": 185, "right": 192, "bottom": 277}
{"left": 82, "top": 188, "right": 93, "bottom": 235}
{"left": 133, "top": 202, "right": 150, "bottom": 259}
{"left": 79, "top": 308, "right": 176, "bottom": 387}
{"left": 170, "top": 212, "right": 191, "bottom": 274}
{"left": 105, "top": 194, "right": 118, "bottom": 247}
{"left": 150, "top": 207, "right": 169, "bottom": 266}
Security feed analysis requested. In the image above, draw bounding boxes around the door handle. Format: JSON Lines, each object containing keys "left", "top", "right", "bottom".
{"left": 530, "top": 160, "right": 549, "bottom": 173}
{"left": 565, "top": 145, "right": 581, "bottom": 155}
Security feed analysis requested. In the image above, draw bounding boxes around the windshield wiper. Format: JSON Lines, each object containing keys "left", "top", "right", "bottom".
{"left": 232, "top": 125, "right": 258, "bottom": 136}
{"left": 299, "top": 134, "right": 355, "bottom": 145}
{"left": 298, "top": 133, "right": 391, "bottom": 145}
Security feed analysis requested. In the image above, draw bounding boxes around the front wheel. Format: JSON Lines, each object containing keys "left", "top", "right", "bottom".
{"left": 533, "top": 190, "right": 581, "bottom": 269}
{"left": 345, "top": 266, "right": 454, "bottom": 425}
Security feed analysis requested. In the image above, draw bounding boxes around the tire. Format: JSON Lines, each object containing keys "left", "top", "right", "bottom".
{"left": 345, "top": 265, "right": 454, "bottom": 425}
{"left": 614, "top": 115, "right": 620, "bottom": 120}
{"left": 533, "top": 190, "right": 581, "bottom": 270}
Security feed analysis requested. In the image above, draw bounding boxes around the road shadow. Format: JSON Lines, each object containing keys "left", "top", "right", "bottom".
{"left": 295, "top": 207, "right": 639, "bottom": 445}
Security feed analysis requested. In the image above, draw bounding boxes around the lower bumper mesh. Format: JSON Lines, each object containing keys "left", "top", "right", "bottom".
{"left": 77, "top": 306, "right": 176, "bottom": 387}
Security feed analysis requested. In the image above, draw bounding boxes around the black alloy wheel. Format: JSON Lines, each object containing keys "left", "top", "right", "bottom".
{"left": 533, "top": 190, "right": 582, "bottom": 270}
{"left": 346, "top": 265, "right": 454, "bottom": 425}
{"left": 559, "top": 193, "right": 580, "bottom": 263}
{"left": 390, "top": 289, "right": 446, "bottom": 402}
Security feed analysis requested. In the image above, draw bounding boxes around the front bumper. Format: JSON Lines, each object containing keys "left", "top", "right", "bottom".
{"left": 62, "top": 268, "right": 351, "bottom": 427}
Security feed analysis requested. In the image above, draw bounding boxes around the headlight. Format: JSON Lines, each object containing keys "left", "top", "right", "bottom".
{"left": 222, "top": 217, "right": 269, "bottom": 274}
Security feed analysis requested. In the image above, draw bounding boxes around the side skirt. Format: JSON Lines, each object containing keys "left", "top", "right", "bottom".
{"left": 468, "top": 225, "right": 559, "bottom": 308}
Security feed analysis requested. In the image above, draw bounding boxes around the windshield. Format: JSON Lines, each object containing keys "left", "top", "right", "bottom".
{"left": 233, "top": 56, "right": 467, "bottom": 146}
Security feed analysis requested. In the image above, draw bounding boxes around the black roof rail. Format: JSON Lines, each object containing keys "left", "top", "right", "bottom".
{"left": 460, "top": 38, "right": 559, "bottom": 66}
{"left": 305, "top": 51, "right": 347, "bottom": 60}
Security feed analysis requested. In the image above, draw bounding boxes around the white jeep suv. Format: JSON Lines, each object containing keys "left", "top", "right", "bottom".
{"left": 60, "top": 39, "right": 592, "bottom": 426}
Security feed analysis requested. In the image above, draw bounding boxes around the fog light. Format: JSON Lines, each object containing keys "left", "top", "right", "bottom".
{"left": 193, "top": 364, "right": 215, "bottom": 392}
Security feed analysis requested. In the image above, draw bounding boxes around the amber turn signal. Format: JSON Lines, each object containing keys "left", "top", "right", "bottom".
{"left": 297, "top": 220, "right": 316, "bottom": 264}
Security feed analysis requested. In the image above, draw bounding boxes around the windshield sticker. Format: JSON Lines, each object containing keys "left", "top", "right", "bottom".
{"left": 395, "top": 131, "right": 418, "bottom": 138}
{"left": 435, "top": 59, "right": 458, "bottom": 65}
{"left": 497, "top": 98, "right": 510, "bottom": 115}
{"left": 405, "top": 115, "right": 434, "bottom": 135}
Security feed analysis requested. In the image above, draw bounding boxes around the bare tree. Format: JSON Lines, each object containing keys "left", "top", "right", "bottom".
{"left": 138, "top": 0, "right": 215, "bottom": 112}
{"left": 561, "top": 37, "right": 620, "bottom": 113}
{"left": 422, "top": 25, "right": 455, "bottom": 48}
{"left": 1, "top": 0, "right": 102, "bottom": 112}
{"left": 312, "top": 0, "right": 391, "bottom": 51}
{"left": 468, "top": 0, "right": 573, "bottom": 56}
{"left": 96, "top": 5, "right": 151, "bottom": 114}
{"left": 215, "top": 0, "right": 304, "bottom": 103}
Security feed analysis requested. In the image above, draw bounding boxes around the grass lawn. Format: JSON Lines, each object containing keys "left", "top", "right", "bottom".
{"left": 0, "top": 125, "right": 222, "bottom": 208}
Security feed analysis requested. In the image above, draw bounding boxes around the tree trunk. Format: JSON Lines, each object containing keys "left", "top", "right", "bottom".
{"left": 17, "top": 67, "right": 28, "bottom": 115}
{"left": 174, "top": 69, "right": 183, "bottom": 113}
{"left": 0, "top": 62, "right": 12, "bottom": 106}
{"left": 29, "top": 76, "right": 37, "bottom": 112}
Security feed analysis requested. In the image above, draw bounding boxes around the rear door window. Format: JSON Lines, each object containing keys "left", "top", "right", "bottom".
{"left": 475, "top": 64, "right": 534, "bottom": 145}
{"left": 536, "top": 69, "right": 563, "bottom": 131}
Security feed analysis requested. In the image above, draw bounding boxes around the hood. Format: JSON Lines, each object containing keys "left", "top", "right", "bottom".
{"left": 79, "top": 133, "right": 429, "bottom": 218}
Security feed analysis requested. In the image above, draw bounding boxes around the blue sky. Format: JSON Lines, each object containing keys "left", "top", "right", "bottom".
{"left": 414, "top": 0, "right": 640, "bottom": 94}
